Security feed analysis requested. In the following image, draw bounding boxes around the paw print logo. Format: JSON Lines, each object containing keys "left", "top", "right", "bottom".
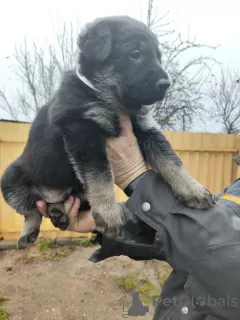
{"left": 192, "top": 296, "right": 208, "bottom": 309}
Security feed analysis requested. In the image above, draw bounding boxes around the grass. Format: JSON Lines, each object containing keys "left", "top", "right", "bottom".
{"left": 156, "top": 262, "right": 172, "bottom": 285}
{"left": 36, "top": 238, "right": 96, "bottom": 252}
{"left": 23, "top": 246, "right": 75, "bottom": 262}
{"left": 119, "top": 271, "right": 159, "bottom": 305}
{"left": 159, "top": 273, "right": 168, "bottom": 284}
{"left": 72, "top": 238, "right": 96, "bottom": 247}
{"left": 0, "top": 303, "right": 9, "bottom": 320}
{"left": 36, "top": 238, "right": 54, "bottom": 252}
{"left": 20, "top": 237, "right": 97, "bottom": 263}
{"left": 0, "top": 296, "right": 9, "bottom": 320}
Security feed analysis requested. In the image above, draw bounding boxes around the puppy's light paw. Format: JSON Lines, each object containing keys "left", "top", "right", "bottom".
{"left": 93, "top": 211, "right": 123, "bottom": 238}
{"left": 104, "top": 221, "right": 123, "bottom": 238}
{"left": 174, "top": 181, "right": 215, "bottom": 209}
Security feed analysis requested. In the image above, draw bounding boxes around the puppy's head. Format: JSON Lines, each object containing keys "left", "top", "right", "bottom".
{"left": 78, "top": 16, "right": 170, "bottom": 109}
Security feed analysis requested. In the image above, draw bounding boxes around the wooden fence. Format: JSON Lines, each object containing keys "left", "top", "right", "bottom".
{"left": 0, "top": 120, "right": 240, "bottom": 240}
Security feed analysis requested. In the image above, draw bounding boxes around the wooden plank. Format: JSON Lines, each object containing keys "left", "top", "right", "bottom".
{"left": 1, "top": 121, "right": 240, "bottom": 240}
{"left": 0, "top": 121, "right": 30, "bottom": 143}
{"left": 174, "top": 148, "right": 238, "bottom": 152}
{"left": 0, "top": 230, "right": 92, "bottom": 241}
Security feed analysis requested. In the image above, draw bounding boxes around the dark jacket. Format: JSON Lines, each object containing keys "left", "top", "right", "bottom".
{"left": 89, "top": 171, "right": 240, "bottom": 320}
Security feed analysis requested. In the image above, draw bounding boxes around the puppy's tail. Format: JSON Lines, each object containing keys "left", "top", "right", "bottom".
{"left": 1, "top": 160, "right": 38, "bottom": 215}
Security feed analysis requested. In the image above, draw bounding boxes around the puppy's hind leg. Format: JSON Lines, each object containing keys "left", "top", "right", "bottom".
{"left": 1, "top": 162, "right": 43, "bottom": 249}
{"left": 18, "top": 211, "right": 42, "bottom": 249}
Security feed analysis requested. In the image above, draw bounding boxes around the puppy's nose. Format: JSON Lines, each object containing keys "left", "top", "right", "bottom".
{"left": 156, "top": 79, "right": 170, "bottom": 90}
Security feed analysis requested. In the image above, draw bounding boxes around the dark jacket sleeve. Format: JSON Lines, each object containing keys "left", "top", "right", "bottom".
{"left": 89, "top": 172, "right": 240, "bottom": 320}
{"left": 89, "top": 172, "right": 240, "bottom": 266}
{"left": 89, "top": 171, "right": 175, "bottom": 263}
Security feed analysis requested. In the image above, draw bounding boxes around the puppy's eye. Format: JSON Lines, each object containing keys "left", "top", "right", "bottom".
{"left": 129, "top": 50, "right": 141, "bottom": 60}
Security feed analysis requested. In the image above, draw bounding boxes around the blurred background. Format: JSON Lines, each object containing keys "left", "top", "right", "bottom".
{"left": 1, "top": 0, "right": 240, "bottom": 133}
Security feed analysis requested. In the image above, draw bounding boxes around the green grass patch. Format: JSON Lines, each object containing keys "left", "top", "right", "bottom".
{"left": 36, "top": 238, "right": 96, "bottom": 252}
{"left": 36, "top": 238, "right": 54, "bottom": 252}
{"left": 0, "top": 306, "right": 9, "bottom": 320}
{"left": 20, "top": 237, "right": 98, "bottom": 263}
{"left": 156, "top": 262, "right": 172, "bottom": 285}
{"left": 159, "top": 273, "right": 168, "bottom": 284}
{"left": 119, "top": 272, "right": 159, "bottom": 305}
{"left": 23, "top": 238, "right": 96, "bottom": 263}
{"left": 119, "top": 276, "right": 139, "bottom": 291}
{"left": 72, "top": 238, "right": 96, "bottom": 247}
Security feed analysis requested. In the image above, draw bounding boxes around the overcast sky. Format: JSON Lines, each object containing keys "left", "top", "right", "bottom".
{"left": 0, "top": 0, "right": 239, "bottom": 129}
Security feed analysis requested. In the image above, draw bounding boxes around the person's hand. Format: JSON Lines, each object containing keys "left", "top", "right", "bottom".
{"left": 36, "top": 197, "right": 96, "bottom": 233}
{"left": 106, "top": 114, "right": 147, "bottom": 190}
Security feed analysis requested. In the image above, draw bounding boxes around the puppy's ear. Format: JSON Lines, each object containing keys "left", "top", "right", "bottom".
{"left": 78, "top": 20, "right": 112, "bottom": 61}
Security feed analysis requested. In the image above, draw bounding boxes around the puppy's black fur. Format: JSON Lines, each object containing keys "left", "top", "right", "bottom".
{"left": 1, "top": 16, "right": 214, "bottom": 248}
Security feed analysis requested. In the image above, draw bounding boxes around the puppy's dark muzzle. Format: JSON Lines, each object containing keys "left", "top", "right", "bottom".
{"left": 156, "top": 78, "right": 170, "bottom": 92}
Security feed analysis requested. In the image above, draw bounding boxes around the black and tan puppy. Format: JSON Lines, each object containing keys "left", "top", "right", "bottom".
{"left": 1, "top": 16, "right": 214, "bottom": 249}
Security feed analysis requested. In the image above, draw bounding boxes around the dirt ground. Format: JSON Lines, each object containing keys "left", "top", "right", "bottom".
{"left": 0, "top": 242, "right": 172, "bottom": 320}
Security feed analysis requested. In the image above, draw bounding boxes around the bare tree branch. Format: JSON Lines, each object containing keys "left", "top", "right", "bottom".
{"left": 0, "top": 89, "right": 18, "bottom": 120}
{"left": 145, "top": 0, "right": 217, "bottom": 131}
{"left": 0, "top": 20, "right": 79, "bottom": 121}
{"left": 0, "top": 8, "right": 217, "bottom": 131}
{"left": 207, "top": 68, "right": 240, "bottom": 134}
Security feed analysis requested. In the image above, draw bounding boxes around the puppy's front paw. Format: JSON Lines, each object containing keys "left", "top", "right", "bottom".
{"left": 17, "top": 228, "right": 40, "bottom": 249}
{"left": 105, "top": 220, "right": 123, "bottom": 238}
{"left": 93, "top": 212, "right": 123, "bottom": 238}
{"left": 174, "top": 180, "right": 215, "bottom": 209}
{"left": 47, "top": 203, "right": 69, "bottom": 230}
{"left": 167, "top": 166, "right": 215, "bottom": 209}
